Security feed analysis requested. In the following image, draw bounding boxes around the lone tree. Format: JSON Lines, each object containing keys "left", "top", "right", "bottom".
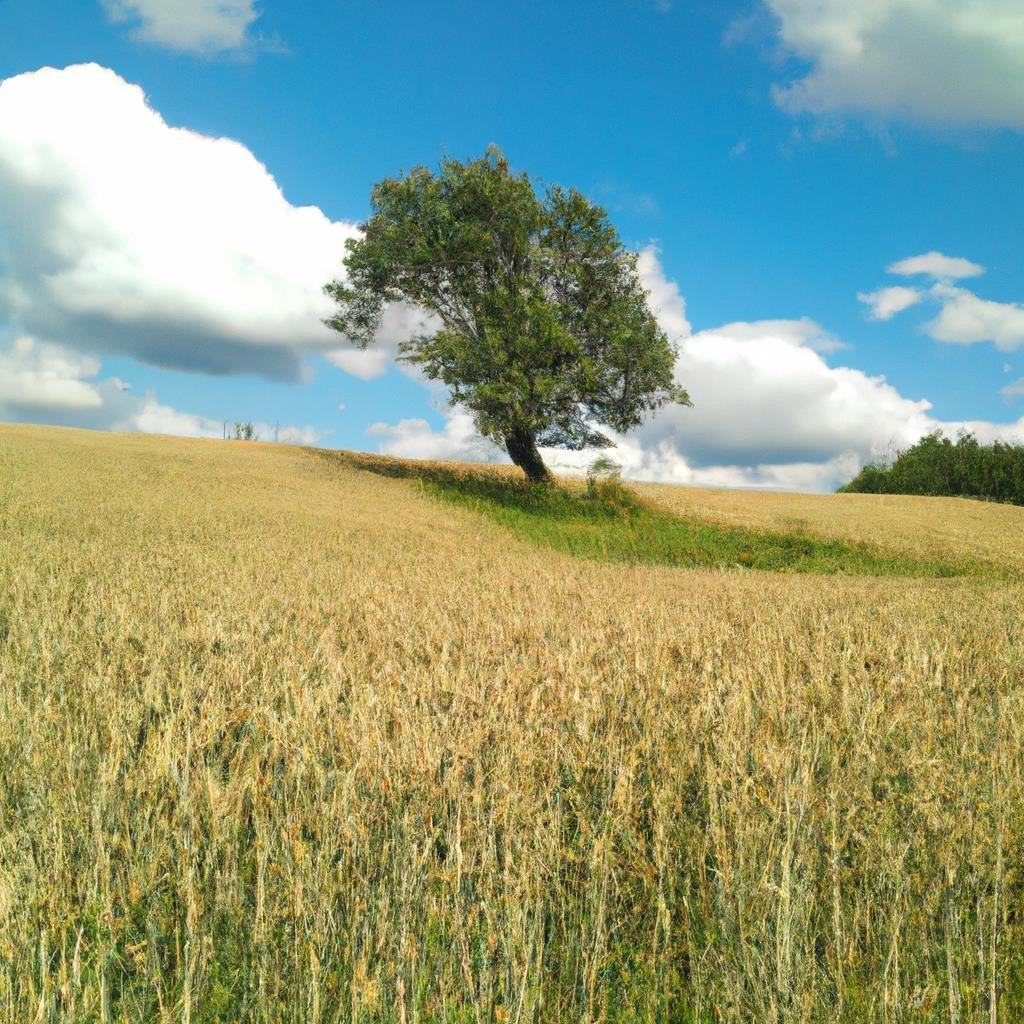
{"left": 324, "top": 147, "right": 690, "bottom": 482}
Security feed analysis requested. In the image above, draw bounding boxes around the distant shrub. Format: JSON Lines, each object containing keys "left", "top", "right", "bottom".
{"left": 232, "top": 421, "right": 257, "bottom": 441}
{"left": 839, "top": 430, "right": 1024, "bottom": 505}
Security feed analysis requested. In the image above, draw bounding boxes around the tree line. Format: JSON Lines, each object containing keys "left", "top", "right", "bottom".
{"left": 839, "top": 431, "right": 1024, "bottom": 505}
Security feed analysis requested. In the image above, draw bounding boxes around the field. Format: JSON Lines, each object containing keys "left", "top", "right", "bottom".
{"left": 2, "top": 423, "right": 1023, "bottom": 1023}
{"left": 634, "top": 482, "right": 1024, "bottom": 574}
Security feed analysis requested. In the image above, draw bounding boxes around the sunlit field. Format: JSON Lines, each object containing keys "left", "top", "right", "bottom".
{"left": 636, "top": 481, "right": 1024, "bottom": 574}
{"left": 2, "top": 424, "right": 1023, "bottom": 1022}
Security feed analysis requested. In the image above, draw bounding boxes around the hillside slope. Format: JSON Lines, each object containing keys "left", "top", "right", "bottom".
{"left": 637, "top": 480, "right": 1024, "bottom": 572}
{"left": 2, "top": 424, "right": 1023, "bottom": 1022}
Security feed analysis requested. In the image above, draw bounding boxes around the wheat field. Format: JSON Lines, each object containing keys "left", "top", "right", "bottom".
{"left": 636, "top": 482, "right": 1024, "bottom": 573}
{"left": 1, "top": 423, "right": 1023, "bottom": 1023}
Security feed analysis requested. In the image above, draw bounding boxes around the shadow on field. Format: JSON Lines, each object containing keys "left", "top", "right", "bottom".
{"left": 321, "top": 450, "right": 971, "bottom": 578}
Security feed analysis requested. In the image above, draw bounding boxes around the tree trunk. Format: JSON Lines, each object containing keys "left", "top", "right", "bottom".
{"left": 505, "top": 426, "right": 551, "bottom": 483}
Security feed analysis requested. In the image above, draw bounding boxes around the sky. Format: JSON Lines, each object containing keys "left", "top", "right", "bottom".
{"left": 1, "top": 0, "right": 1023, "bottom": 491}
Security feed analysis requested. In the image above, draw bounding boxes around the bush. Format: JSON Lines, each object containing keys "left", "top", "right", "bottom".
{"left": 839, "top": 430, "right": 1024, "bottom": 504}
{"left": 585, "top": 455, "right": 624, "bottom": 503}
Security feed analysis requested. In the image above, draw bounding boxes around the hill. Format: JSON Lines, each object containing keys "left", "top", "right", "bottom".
{"left": 637, "top": 479, "right": 1024, "bottom": 573}
{"left": 2, "top": 424, "right": 1023, "bottom": 1022}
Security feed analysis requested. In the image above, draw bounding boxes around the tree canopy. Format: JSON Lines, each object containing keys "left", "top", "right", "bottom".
{"left": 324, "top": 147, "right": 690, "bottom": 481}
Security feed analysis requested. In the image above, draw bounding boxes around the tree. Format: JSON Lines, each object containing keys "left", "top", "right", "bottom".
{"left": 323, "top": 147, "right": 690, "bottom": 482}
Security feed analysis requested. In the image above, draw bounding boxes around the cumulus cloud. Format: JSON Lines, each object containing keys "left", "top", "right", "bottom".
{"left": 0, "top": 337, "right": 104, "bottom": 411}
{"left": 924, "top": 284, "right": 1024, "bottom": 351}
{"left": 637, "top": 245, "right": 690, "bottom": 342}
{"left": 544, "top": 436, "right": 867, "bottom": 493}
{"left": 760, "top": 0, "right": 1024, "bottom": 130}
{"left": 629, "top": 319, "right": 940, "bottom": 478}
{"left": 887, "top": 252, "right": 985, "bottom": 281}
{"left": 324, "top": 303, "right": 440, "bottom": 381}
{"left": 368, "top": 252, "right": 1024, "bottom": 492}
{"left": 706, "top": 317, "right": 848, "bottom": 353}
{"left": 373, "top": 315, "right": 1024, "bottom": 491}
{"left": 0, "top": 63, "right": 410, "bottom": 381}
{"left": 367, "top": 410, "right": 502, "bottom": 463}
{"left": 0, "top": 335, "right": 326, "bottom": 442}
{"left": 858, "top": 286, "right": 924, "bottom": 321}
{"left": 861, "top": 254, "right": 1024, "bottom": 351}
{"left": 102, "top": 0, "right": 261, "bottom": 55}
{"left": 129, "top": 398, "right": 224, "bottom": 437}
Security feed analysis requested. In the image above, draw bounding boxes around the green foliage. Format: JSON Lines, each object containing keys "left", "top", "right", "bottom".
{"left": 324, "top": 147, "right": 689, "bottom": 481}
{"left": 232, "top": 420, "right": 257, "bottom": 441}
{"left": 839, "top": 430, "right": 1024, "bottom": 504}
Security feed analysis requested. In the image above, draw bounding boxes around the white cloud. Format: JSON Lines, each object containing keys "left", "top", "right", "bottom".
{"left": 275, "top": 424, "right": 325, "bottom": 444}
{"left": 887, "top": 252, "right": 985, "bottom": 281}
{"left": 859, "top": 255, "right": 1024, "bottom": 352}
{"left": 0, "top": 64, "right": 410, "bottom": 381}
{"left": 369, "top": 253, "right": 1024, "bottom": 492}
{"left": 1001, "top": 378, "right": 1024, "bottom": 399}
{"left": 367, "top": 410, "right": 503, "bottom": 463}
{"left": 102, "top": 0, "right": 261, "bottom": 55}
{"left": 633, "top": 302, "right": 1023, "bottom": 486}
{"left": 545, "top": 439, "right": 866, "bottom": 493}
{"left": 706, "top": 317, "right": 848, "bottom": 353}
{"left": 0, "top": 336, "right": 104, "bottom": 411}
{"left": 858, "top": 285, "right": 924, "bottom": 321}
{"left": 126, "top": 404, "right": 327, "bottom": 443}
{"left": 924, "top": 284, "right": 1024, "bottom": 351}
{"left": 0, "top": 334, "right": 326, "bottom": 443}
{"left": 637, "top": 245, "right": 691, "bottom": 342}
{"left": 761, "top": 0, "right": 1024, "bottom": 130}
{"left": 129, "top": 397, "right": 223, "bottom": 437}
{"left": 634, "top": 319, "right": 938, "bottom": 478}
{"left": 324, "top": 302, "right": 440, "bottom": 382}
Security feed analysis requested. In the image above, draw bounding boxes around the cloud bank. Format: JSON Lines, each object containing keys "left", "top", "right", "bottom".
{"left": 0, "top": 333, "right": 325, "bottom": 442}
{"left": 368, "top": 251, "right": 1024, "bottom": 492}
{"left": 0, "top": 63, "right": 417, "bottom": 381}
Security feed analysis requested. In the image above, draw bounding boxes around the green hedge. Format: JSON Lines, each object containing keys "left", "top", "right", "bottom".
{"left": 839, "top": 430, "right": 1024, "bottom": 504}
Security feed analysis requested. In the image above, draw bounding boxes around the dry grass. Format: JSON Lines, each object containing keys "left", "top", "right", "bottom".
{"left": 1, "top": 424, "right": 1023, "bottom": 1022}
{"left": 636, "top": 482, "right": 1024, "bottom": 574}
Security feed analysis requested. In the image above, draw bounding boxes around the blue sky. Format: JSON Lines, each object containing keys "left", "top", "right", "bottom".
{"left": 1, "top": 0, "right": 1023, "bottom": 489}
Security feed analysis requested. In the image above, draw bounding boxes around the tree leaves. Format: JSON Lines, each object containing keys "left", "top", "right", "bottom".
{"left": 324, "top": 147, "right": 690, "bottom": 479}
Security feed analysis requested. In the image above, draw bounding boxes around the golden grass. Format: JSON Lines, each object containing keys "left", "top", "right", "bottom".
{"left": 636, "top": 481, "right": 1024, "bottom": 573}
{"left": 1, "top": 424, "right": 1023, "bottom": 1022}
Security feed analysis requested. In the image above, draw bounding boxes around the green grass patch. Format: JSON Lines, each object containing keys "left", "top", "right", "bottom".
{"left": 340, "top": 454, "right": 970, "bottom": 577}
